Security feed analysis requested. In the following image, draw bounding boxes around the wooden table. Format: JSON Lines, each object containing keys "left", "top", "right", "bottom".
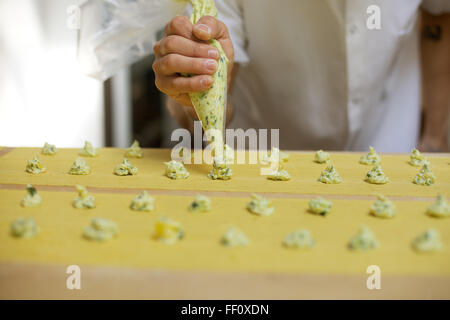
{"left": 0, "top": 147, "right": 449, "bottom": 299}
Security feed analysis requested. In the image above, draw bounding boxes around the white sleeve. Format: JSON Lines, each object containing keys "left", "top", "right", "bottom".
{"left": 421, "top": 0, "right": 450, "bottom": 15}
{"left": 216, "top": 0, "right": 249, "bottom": 64}
{"left": 77, "top": 0, "right": 186, "bottom": 81}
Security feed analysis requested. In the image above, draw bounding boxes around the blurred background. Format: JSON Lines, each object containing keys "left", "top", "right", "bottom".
{"left": 0, "top": 0, "right": 178, "bottom": 149}
{"left": 0, "top": 0, "right": 449, "bottom": 149}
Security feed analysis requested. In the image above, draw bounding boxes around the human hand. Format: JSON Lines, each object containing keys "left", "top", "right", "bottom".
{"left": 153, "top": 15, "right": 234, "bottom": 107}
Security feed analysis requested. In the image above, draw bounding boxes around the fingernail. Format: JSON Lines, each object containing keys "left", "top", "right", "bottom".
{"left": 208, "top": 49, "right": 219, "bottom": 59}
{"left": 205, "top": 59, "right": 217, "bottom": 71}
{"left": 200, "top": 77, "right": 211, "bottom": 87}
{"left": 196, "top": 24, "right": 211, "bottom": 36}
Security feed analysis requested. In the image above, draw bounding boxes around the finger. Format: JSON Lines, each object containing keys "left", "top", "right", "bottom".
{"left": 193, "top": 16, "right": 229, "bottom": 41}
{"left": 153, "top": 54, "right": 218, "bottom": 76}
{"left": 173, "top": 93, "right": 194, "bottom": 108}
{"left": 155, "top": 35, "right": 219, "bottom": 59}
{"left": 164, "top": 15, "right": 195, "bottom": 40}
{"left": 156, "top": 74, "right": 214, "bottom": 94}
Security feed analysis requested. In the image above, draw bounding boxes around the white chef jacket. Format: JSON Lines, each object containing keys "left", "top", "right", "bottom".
{"left": 217, "top": 0, "right": 450, "bottom": 151}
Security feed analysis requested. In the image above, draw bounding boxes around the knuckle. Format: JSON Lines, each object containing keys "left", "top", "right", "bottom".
{"left": 152, "top": 60, "right": 159, "bottom": 73}
{"left": 153, "top": 41, "right": 160, "bottom": 55}
{"left": 163, "top": 35, "right": 177, "bottom": 53}
{"left": 171, "top": 15, "right": 189, "bottom": 33}
{"left": 174, "top": 77, "right": 187, "bottom": 92}
{"left": 191, "top": 58, "right": 201, "bottom": 73}
{"left": 164, "top": 54, "right": 177, "bottom": 69}
{"left": 192, "top": 43, "right": 206, "bottom": 57}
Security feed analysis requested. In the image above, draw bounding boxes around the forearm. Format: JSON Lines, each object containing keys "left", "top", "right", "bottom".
{"left": 420, "top": 10, "right": 450, "bottom": 151}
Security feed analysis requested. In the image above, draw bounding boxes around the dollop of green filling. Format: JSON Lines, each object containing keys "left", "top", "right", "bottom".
{"left": 21, "top": 184, "right": 42, "bottom": 207}
{"left": 314, "top": 150, "right": 330, "bottom": 164}
{"left": 318, "top": 164, "right": 342, "bottom": 184}
{"left": 308, "top": 197, "right": 332, "bottom": 216}
{"left": 165, "top": 160, "right": 190, "bottom": 179}
{"left": 370, "top": 194, "right": 396, "bottom": 218}
{"left": 73, "top": 185, "right": 95, "bottom": 209}
{"left": 262, "top": 147, "right": 289, "bottom": 164}
{"left": 26, "top": 155, "right": 46, "bottom": 174}
{"left": 114, "top": 158, "right": 138, "bottom": 176}
{"left": 41, "top": 142, "right": 57, "bottom": 155}
{"left": 348, "top": 225, "right": 379, "bottom": 251}
{"left": 154, "top": 217, "right": 184, "bottom": 245}
{"left": 412, "top": 229, "right": 442, "bottom": 252}
{"left": 221, "top": 227, "right": 249, "bottom": 247}
{"left": 11, "top": 218, "right": 39, "bottom": 239}
{"left": 208, "top": 157, "right": 232, "bottom": 180}
{"left": 79, "top": 141, "right": 98, "bottom": 157}
{"left": 413, "top": 163, "right": 436, "bottom": 186}
{"left": 427, "top": 195, "right": 450, "bottom": 218}
{"left": 247, "top": 194, "right": 274, "bottom": 216}
{"left": 69, "top": 157, "right": 91, "bottom": 175}
{"left": 83, "top": 218, "right": 119, "bottom": 242}
{"left": 359, "top": 146, "right": 381, "bottom": 165}
{"left": 189, "top": 194, "right": 211, "bottom": 213}
{"left": 130, "top": 191, "right": 155, "bottom": 212}
{"left": 283, "top": 230, "right": 315, "bottom": 249}
{"left": 267, "top": 168, "right": 291, "bottom": 181}
{"left": 212, "top": 144, "right": 234, "bottom": 163}
{"left": 365, "top": 165, "right": 389, "bottom": 184}
{"left": 409, "top": 148, "right": 430, "bottom": 167}
{"left": 125, "top": 140, "right": 143, "bottom": 158}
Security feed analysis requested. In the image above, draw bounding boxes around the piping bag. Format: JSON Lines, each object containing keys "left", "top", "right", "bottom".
{"left": 187, "top": 0, "right": 228, "bottom": 157}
